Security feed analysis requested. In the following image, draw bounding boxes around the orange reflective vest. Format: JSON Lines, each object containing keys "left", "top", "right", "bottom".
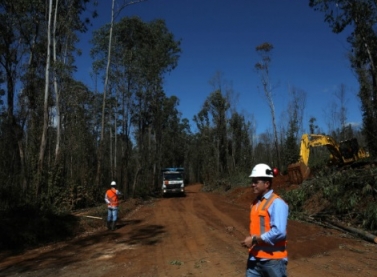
{"left": 249, "top": 193, "right": 287, "bottom": 259}
{"left": 106, "top": 188, "right": 119, "bottom": 208}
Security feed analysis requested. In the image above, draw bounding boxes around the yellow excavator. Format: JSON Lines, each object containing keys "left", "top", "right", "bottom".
{"left": 287, "top": 134, "right": 369, "bottom": 184}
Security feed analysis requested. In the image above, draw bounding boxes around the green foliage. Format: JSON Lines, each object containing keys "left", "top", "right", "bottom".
{"left": 363, "top": 203, "right": 377, "bottom": 230}
{"left": 282, "top": 89, "right": 304, "bottom": 164}
{"left": 207, "top": 173, "right": 252, "bottom": 192}
{"left": 283, "top": 133, "right": 299, "bottom": 166}
{"left": 281, "top": 184, "right": 312, "bottom": 219}
{"left": 282, "top": 166, "right": 377, "bottom": 230}
{"left": 225, "top": 172, "right": 250, "bottom": 188}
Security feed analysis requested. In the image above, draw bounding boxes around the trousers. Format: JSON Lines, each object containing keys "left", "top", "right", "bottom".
{"left": 246, "top": 258, "right": 287, "bottom": 277}
{"left": 107, "top": 207, "right": 118, "bottom": 222}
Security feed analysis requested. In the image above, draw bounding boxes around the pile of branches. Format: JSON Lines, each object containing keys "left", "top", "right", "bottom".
{"left": 282, "top": 164, "right": 377, "bottom": 242}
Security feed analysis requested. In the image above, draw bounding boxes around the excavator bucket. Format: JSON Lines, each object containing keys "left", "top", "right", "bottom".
{"left": 287, "top": 161, "right": 310, "bottom": 184}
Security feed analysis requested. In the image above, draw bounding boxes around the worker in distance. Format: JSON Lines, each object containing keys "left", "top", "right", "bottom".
{"left": 105, "top": 181, "right": 122, "bottom": 231}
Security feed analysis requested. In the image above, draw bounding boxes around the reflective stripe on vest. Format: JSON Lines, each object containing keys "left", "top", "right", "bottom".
{"left": 106, "top": 188, "right": 119, "bottom": 207}
{"left": 249, "top": 193, "right": 287, "bottom": 259}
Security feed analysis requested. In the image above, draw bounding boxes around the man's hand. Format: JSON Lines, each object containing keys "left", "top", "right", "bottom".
{"left": 241, "top": 235, "right": 259, "bottom": 248}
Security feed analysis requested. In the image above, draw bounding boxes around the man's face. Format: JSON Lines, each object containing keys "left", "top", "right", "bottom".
{"left": 251, "top": 178, "right": 269, "bottom": 196}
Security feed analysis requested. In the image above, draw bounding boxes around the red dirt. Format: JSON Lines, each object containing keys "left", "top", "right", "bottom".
{"left": 1, "top": 182, "right": 377, "bottom": 277}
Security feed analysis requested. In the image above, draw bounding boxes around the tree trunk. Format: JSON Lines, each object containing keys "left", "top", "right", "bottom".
{"left": 263, "top": 81, "right": 281, "bottom": 169}
{"left": 53, "top": 0, "right": 61, "bottom": 165}
{"left": 114, "top": 95, "right": 117, "bottom": 180}
{"left": 96, "top": 0, "right": 115, "bottom": 186}
{"left": 110, "top": 119, "right": 114, "bottom": 179}
{"left": 324, "top": 219, "right": 377, "bottom": 244}
{"left": 37, "top": 0, "right": 53, "bottom": 196}
{"left": 271, "top": 102, "right": 281, "bottom": 168}
{"left": 132, "top": 167, "right": 142, "bottom": 198}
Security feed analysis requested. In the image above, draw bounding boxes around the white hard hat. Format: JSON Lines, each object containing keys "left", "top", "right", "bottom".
{"left": 111, "top": 181, "right": 116, "bottom": 186}
{"left": 249, "top": 163, "right": 274, "bottom": 178}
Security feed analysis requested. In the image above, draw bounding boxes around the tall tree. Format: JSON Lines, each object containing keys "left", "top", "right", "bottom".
{"left": 95, "top": 0, "right": 115, "bottom": 188}
{"left": 193, "top": 109, "right": 216, "bottom": 186}
{"left": 310, "top": 0, "right": 377, "bottom": 156}
{"left": 228, "top": 112, "right": 253, "bottom": 173}
{"left": 52, "top": 0, "right": 91, "bottom": 166}
{"left": 309, "top": 116, "right": 319, "bottom": 134}
{"left": 200, "top": 90, "right": 229, "bottom": 174}
{"left": 0, "top": 0, "right": 94, "bottom": 206}
{"left": 282, "top": 87, "right": 306, "bottom": 167}
{"left": 91, "top": 16, "right": 181, "bottom": 194}
{"left": 254, "top": 131, "right": 274, "bottom": 165}
{"left": 36, "top": 0, "right": 92, "bottom": 196}
{"left": 254, "top": 42, "right": 281, "bottom": 168}
{"left": 323, "top": 84, "right": 349, "bottom": 139}
{"left": 336, "top": 84, "right": 348, "bottom": 140}
{"left": 94, "top": 0, "right": 147, "bottom": 188}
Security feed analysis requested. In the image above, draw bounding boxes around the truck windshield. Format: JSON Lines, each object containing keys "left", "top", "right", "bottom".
{"left": 163, "top": 173, "right": 183, "bottom": 180}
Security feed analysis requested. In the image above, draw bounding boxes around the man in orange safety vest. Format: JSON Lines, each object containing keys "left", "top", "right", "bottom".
{"left": 105, "top": 181, "right": 122, "bottom": 231}
{"left": 241, "top": 163, "right": 288, "bottom": 277}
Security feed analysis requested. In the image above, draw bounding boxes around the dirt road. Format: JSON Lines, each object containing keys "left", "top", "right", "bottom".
{"left": 1, "top": 183, "right": 377, "bottom": 276}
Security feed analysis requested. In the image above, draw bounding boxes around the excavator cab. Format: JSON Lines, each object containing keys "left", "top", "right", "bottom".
{"left": 339, "top": 138, "right": 359, "bottom": 162}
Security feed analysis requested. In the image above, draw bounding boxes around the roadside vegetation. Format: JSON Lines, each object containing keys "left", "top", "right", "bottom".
{"left": 282, "top": 162, "right": 377, "bottom": 233}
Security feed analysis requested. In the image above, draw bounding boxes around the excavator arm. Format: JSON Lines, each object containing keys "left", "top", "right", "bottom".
{"left": 287, "top": 134, "right": 348, "bottom": 184}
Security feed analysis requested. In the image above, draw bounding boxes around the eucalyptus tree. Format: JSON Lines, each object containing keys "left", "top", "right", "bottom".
{"left": 205, "top": 90, "right": 229, "bottom": 174}
{"left": 11, "top": 0, "right": 53, "bottom": 194}
{"left": 37, "top": 0, "right": 53, "bottom": 196}
{"left": 91, "top": 16, "right": 181, "bottom": 193}
{"left": 154, "top": 95, "right": 191, "bottom": 190}
{"left": 284, "top": 120, "right": 299, "bottom": 155}
{"left": 282, "top": 87, "right": 306, "bottom": 168}
{"left": 254, "top": 131, "right": 274, "bottom": 165}
{"left": 325, "top": 84, "right": 349, "bottom": 140}
{"left": 0, "top": 0, "right": 34, "bottom": 191}
{"left": 35, "top": 0, "right": 92, "bottom": 197}
{"left": 51, "top": 0, "right": 93, "bottom": 166}
{"left": 193, "top": 90, "right": 230, "bottom": 187}
{"left": 91, "top": 0, "right": 147, "bottom": 188}
{"left": 131, "top": 17, "right": 181, "bottom": 195}
{"left": 159, "top": 96, "right": 189, "bottom": 168}
{"left": 228, "top": 112, "right": 253, "bottom": 174}
{"left": 310, "top": 0, "right": 377, "bottom": 156}
{"left": 0, "top": 0, "right": 94, "bottom": 204}
{"left": 0, "top": 0, "right": 48, "bottom": 197}
{"left": 336, "top": 84, "right": 348, "bottom": 140}
{"left": 254, "top": 42, "right": 281, "bottom": 168}
{"left": 309, "top": 116, "right": 319, "bottom": 134}
{"left": 193, "top": 107, "right": 216, "bottom": 185}
{"left": 57, "top": 80, "right": 99, "bottom": 208}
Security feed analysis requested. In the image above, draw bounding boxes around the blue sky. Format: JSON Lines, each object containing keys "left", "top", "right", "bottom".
{"left": 77, "top": 0, "right": 360, "bottom": 135}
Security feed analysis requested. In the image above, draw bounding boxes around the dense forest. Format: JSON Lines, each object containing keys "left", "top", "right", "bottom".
{"left": 1, "top": 0, "right": 377, "bottom": 217}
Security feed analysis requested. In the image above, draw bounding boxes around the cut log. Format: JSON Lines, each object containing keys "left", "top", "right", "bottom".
{"left": 324, "top": 219, "right": 377, "bottom": 244}
{"left": 75, "top": 215, "right": 103, "bottom": 220}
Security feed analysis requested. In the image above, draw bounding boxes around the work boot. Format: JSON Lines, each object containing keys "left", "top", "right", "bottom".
{"left": 111, "top": 221, "right": 116, "bottom": 231}
{"left": 107, "top": 221, "right": 111, "bottom": 230}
